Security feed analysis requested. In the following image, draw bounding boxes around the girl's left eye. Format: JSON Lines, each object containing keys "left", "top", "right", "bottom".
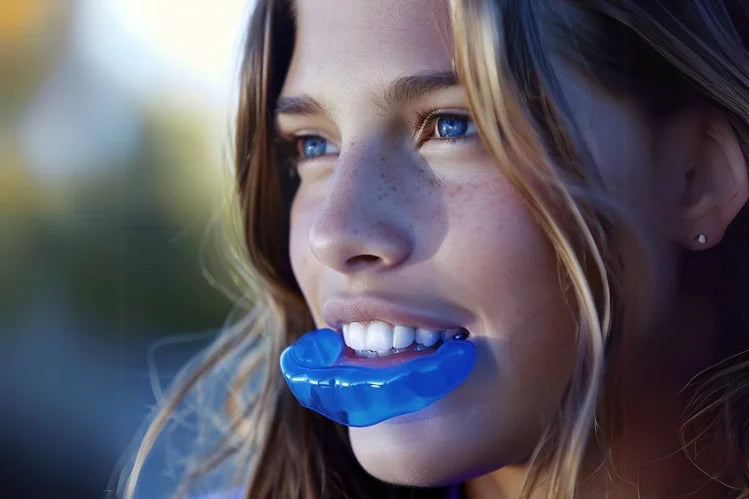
{"left": 416, "top": 112, "right": 478, "bottom": 145}
{"left": 434, "top": 114, "right": 477, "bottom": 139}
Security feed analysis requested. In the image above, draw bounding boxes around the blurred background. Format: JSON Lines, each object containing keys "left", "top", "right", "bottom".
{"left": 1, "top": 0, "right": 253, "bottom": 497}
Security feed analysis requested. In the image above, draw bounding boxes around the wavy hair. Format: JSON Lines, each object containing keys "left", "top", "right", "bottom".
{"left": 116, "top": 1, "right": 749, "bottom": 498}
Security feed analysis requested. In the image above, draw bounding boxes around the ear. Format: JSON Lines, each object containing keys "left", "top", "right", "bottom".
{"left": 679, "top": 107, "right": 748, "bottom": 250}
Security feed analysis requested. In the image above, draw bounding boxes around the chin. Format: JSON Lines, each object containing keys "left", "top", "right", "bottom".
{"left": 349, "top": 427, "right": 471, "bottom": 486}
{"left": 346, "top": 399, "right": 530, "bottom": 488}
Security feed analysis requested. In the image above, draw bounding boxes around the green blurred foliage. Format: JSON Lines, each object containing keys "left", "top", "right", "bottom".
{"left": 0, "top": 0, "right": 240, "bottom": 342}
{"left": 8, "top": 121, "right": 232, "bottom": 336}
{"left": 1, "top": 95, "right": 234, "bottom": 342}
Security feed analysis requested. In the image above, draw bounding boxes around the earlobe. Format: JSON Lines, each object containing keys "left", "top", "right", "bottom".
{"left": 679, "top": 107, "right": 748, "bottom": 250}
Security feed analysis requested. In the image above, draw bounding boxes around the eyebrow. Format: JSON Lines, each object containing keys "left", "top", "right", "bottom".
{"left": 383, "top": 70, "right": 458, "bottom": 107}
{"left": 274, "top": 70, "right": 459, "bottom": 117}
{"left": 274, "top": 95, "right": 325, "bottom": 116}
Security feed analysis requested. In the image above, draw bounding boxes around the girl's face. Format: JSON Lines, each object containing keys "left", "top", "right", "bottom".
{"left": 279, "top": 0, "right": 695, "bottom": 486}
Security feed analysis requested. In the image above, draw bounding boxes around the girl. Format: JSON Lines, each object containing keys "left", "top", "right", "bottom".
{"left": 116, "top": 0, "right": 749, "bottom": 497}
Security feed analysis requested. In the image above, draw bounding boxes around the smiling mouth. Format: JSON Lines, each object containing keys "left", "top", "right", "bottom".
{"left": 336, "top": 327, "right": 470, "bottom": 368}
{"left": 337, "top": 321, "right": 470, "bottom": 358}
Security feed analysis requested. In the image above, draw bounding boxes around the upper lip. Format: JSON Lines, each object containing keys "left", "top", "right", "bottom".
{"left": 322, "top": 293, "right": 472, "bottom": 332}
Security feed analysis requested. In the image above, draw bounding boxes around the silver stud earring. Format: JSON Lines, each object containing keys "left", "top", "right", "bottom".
{"left": 695, "top": 233, "right": 707, "bottom": 244}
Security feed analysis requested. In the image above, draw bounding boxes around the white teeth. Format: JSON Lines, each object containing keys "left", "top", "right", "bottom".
{"left": 415, "top": 327, "right": 440, "bottom": 347}
{"left": 392, "top": 325, "right": 415, "bottom": 349}
{"left": 346, "top": 322, "right": 367, "bottom": 350}
{"left": 366, "top": 321, "right": 393, "bottom": 352}
{"left": 341, "top": 321, "right": 463, "bottom": 354}
{"left": 342, "top": 324, "right": 350, "bottom": 344}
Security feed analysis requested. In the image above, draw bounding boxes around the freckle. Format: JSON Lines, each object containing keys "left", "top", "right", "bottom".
{"left": 380, "top": 156, "right": 386, "bottom": 162}
{"left": 391, "top": 186, "right": 397, "bottom": 192}
{"left": 380, "top": 173, "right": 384, "bottom": 179}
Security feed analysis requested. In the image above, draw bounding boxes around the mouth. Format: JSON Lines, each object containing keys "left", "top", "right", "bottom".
{"left": 334, "top": 323, "right": 470, "bottom": 368}
{"left": 321, "top": 294, "right": 474, "bottom": 369}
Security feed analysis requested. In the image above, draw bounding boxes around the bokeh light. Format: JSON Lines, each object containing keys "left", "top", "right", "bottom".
{"left": 0, "top": 1, "right": 253, "bottom": 496}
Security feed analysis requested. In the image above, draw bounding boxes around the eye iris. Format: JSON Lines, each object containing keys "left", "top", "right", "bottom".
{"left": 301, "top": 136, "right": 327, "bottom": 157}
{"left": 436, "top": 116, "right": 468, "bottom": 138}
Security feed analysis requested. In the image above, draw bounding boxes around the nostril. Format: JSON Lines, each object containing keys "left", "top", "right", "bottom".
{"left": 345, "top": 254, "right": 379, "bottom": 268}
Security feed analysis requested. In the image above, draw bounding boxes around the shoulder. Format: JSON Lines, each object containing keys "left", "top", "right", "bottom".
{"left": 118, "top": 329, "right": 262, "bottom": 498}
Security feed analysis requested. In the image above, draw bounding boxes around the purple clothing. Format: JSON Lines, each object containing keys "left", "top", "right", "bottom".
{"left": 197, "top": 483, "right": 464, "bottom": 498}
{"left": 447, "top": 482, "right": 465, "bottom": 499}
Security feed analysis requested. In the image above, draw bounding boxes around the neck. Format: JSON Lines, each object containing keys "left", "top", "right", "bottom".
{"left": 466, "top": 265, "right": 734, "bottom": 498}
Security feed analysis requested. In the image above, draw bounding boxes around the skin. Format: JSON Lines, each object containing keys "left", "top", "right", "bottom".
{"left": 277, "top": 0, "right": 748, "bottom": 496}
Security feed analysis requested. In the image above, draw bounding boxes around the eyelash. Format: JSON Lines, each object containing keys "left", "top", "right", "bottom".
{"left": 276, "top": 110, "right": 476, "bottom": 177}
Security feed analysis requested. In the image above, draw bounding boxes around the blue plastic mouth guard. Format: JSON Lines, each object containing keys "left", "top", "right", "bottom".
{"left": 279, "top": 328, "right": 476, "bottom": 427}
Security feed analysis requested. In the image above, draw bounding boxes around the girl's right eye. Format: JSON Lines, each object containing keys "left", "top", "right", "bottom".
{"left": 297, "top": 135, "right": 339, "bottom": 159}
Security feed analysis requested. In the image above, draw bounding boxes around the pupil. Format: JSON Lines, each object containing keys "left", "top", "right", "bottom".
{"left": 302, "top": 137, "right": 326, "bottom": 157}
{"left": 437, "top": 116, "right": 468, "bottom": 138}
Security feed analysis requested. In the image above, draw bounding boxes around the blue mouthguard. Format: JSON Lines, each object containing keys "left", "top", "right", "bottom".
{"left": 279, "top": 328, "right": 476, "bottom": 427}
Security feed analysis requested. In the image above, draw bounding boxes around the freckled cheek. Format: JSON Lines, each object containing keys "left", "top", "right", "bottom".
{"left": 443, "top": 178, "right": 577, "bottom": 411}
{"left": 443, "top": 174, "right": 562, "bottom": 323}
{"left": 443, "top": 175, "right": 542, "bottom": 264}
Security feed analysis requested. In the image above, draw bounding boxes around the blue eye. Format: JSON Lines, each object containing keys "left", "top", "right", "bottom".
{"left": 297, "top": 135, "right": 340, "bottom": 159}
{"left": 300, "top": 136, "right": 328, "bottom": 158}
{"left": 436, "top": 115, "right": 474, "bottom": 139}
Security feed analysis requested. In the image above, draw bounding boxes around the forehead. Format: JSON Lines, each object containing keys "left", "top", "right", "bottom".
{"left": 282, "top": 0, "right": 454, "bottom": 100}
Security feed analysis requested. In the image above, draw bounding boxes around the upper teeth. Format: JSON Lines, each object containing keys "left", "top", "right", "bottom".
{"left": 341, "top": 320, "right": 463, "bottom": 353}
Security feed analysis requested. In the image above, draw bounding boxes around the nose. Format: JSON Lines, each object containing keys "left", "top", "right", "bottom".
{"left": 308, "top": 143, "right": 414, "bottom": 273}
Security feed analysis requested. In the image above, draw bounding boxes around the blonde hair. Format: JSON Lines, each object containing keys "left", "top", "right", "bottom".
{"left": 114, "top": 1, "right": 749, "bottom": 497}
